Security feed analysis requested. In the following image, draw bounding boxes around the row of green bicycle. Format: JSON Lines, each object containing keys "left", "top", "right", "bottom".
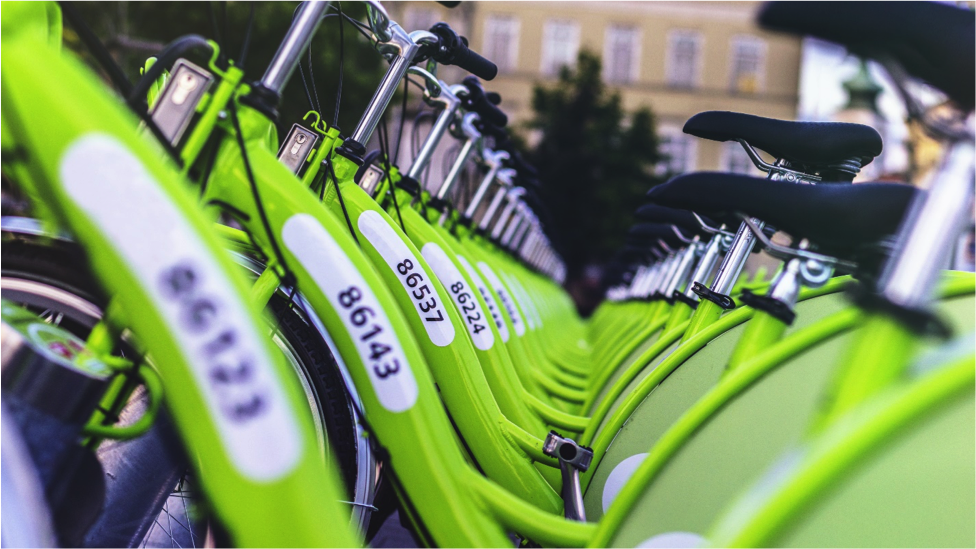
{"left": 2, "top": 0, "right": 972, "bottom": 547}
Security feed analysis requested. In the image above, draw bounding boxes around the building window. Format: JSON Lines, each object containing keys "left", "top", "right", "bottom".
{"left": 723, "top": 142, "right": 757, "bottom": 174}
{"left": 666, "top": 30, "right": 702, "bottom": 88}
{"left": 541, "top": 19, "right": 580, "bottom": 76}
{"left": 404, "top": 7, "right": 438, "bottom": 33}
{"left": 659, "top": 129, "right": 697, "bottom": 175}
{"left": 603, "top": 25, "right": 640, "bottom": 84}
{"left": 484, "top": 15, "right": 520, "bottom": 74}
{"left": 729, "top": 36, "right": 766, "bottom": 93}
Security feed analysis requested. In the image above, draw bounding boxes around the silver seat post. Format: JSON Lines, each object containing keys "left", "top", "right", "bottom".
{"left": 682, "top": 233, "right": 726, "bottom": 303}
{"left": 663, "top": 239, "right": 703, "bottom": 299}
{"left": 500, "top": 202, "right": 528, "bottom": 246}
{"left": 877, "top": 138, "right": 975, "bottom": 310}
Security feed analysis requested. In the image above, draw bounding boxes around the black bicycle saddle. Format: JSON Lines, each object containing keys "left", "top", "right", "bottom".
{"left": 646, "top": 172, "right": 917, "bottom": 259}
{"left": 683, "top": 111, "right": 883, "bottom": 166}
{"left": 759, "top": 1, "right": 975, "bottom": 110}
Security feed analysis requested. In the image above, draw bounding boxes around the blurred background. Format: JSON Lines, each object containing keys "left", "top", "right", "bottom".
{"left": 51, "top": 1, "right": 976, "bottom": 315}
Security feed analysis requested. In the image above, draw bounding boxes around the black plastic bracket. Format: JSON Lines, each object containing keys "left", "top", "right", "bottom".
{"left": 692, "top": 282, "right": 736, "bottom": 310}
{"left": 672, "top": 291, "right": 699, "bottom": 309}
{"left": 739, "top": 289, "right": 796, "bottom": 325}
{"left": 848, "top": 284, "right": 952, "bottom": 339}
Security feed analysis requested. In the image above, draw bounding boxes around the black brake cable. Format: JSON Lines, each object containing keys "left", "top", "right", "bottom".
{"left": 332, "top": 1, "right": 345, "bottom": 128}
{"left": 378, "top": 113, "right": 408, "bottom": 235}
{"left": 58, "top": 2, "right": 186, "bottom": 167}
{"left": 237, "top": 3, "right": 256, "bottom": 69}
{"left": 307, "top": 33, "right": 323, "bottom": 114}
{"left": 228, "top": 102, "right": 296, "bottom": 287}
{"left": 58, "top": 2, "right": 133, "bottom": 97}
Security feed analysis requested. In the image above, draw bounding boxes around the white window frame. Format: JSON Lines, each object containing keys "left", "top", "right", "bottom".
{"left": 403, "top": 6, "right": 438, "bottom": 33}
{"left": 721, "top": 141, "right": 758, "bottom": 175}
{"left": 728, "top": 35, "right": 767, "bottom": 94}
{"left": 665, "top": 29, "right": 703, "bottom": 89}
{"left": 658, "top": 127, "right": 697, "bottom": 175}
{"left": 483, "top": 15, "right": 520, "bottom": 74}
{"left": 603, "top": 24, "right": 641, "bottom": 84}
{"left": 540, "top": 19, "right": 581, "bottom": 76}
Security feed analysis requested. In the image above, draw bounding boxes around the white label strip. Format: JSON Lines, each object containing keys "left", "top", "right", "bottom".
{"left": 477, "top": 261, "right": 526, "bottom": 337}
{"left": 502, "top": 271, "right": 542, "bottom": 331}
{"left": 457, "top": 255, "right": 509, "bottom": 343}
{"left": 61, "top": 134, "right": 300, "bottom": 481}
{"left": 283, "top": 214, "right": 417, "bottom": 412}
{"left": 357, "top": 210, "right": 455, "bottom": 347}
{"left": 421, "top": 243, "right": 494, "bottom": 351}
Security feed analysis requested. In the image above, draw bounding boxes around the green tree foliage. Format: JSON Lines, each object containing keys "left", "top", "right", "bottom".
{"left": 63, "top": 1, "right": 386, "bottom": 135}
{"left": 520, "top": 50, "right": 666, "bottom": 280}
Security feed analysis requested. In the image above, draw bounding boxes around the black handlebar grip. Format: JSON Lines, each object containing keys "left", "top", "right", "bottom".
{"left": 461, "top": 77, "right": 507, "bottom": 127}
{"left": 452, "top": 45, "right": 498, "bottom": 81}
{"left": 436, "top": 0, "right": 461, "bottom": 7}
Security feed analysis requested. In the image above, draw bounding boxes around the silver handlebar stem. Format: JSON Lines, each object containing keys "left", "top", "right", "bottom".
{"left": 260, "top": 1, "right": 332, "bottom": 94}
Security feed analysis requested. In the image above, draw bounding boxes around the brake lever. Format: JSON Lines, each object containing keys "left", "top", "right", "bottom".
{"left": 737, "top": 214, "right": 857, "bottom": 271}
{"left": 365, "top": 0, "right": 392, "bottom": 42}
{"left": 407, "top": 66, "right": 441, "bottom": 99}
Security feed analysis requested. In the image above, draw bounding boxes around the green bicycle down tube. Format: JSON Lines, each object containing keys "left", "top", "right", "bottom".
{"left": 384, "top": 184, "right": 559, "bottom": 440}
{"left": 320, "top": 149, "right": 565, "bottom": 513}
{"left": 197, "top": 101, "right": 516, "bottom": 547}
{"left": 0, "top": 7, "right": 355, "bottom": 546}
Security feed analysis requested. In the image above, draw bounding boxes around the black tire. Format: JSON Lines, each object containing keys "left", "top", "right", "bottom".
{"left": 1, "top": 230, "right": 370, "bottom": 544}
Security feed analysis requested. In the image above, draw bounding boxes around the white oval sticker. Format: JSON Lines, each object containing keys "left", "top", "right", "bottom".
{"left": 283, "top": 214, "right": 417, "bottom": 412}
{"left": 501, "top": 272, "right": 541, "bottom": 331}
{"left": 61, "top": 134, "right": 300, "bottom": 481}
{"left": 477, "top": 262, "right": 526, "bottom": 337}
{"left": 421, "top": 243, "right": 494, "bottom": 351}
{"left": 357, "top": 211, "right": 455, "bottom": 347}
{"left": 457, "top": 255, "right": 509, "bottom": 343}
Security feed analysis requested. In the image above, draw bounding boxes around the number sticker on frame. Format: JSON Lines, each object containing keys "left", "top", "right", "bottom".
{"left": 457, "top": 255, "right": 508, "bottom": 342}
{"left": 358, "top": 210, "right": 455, "bottom": 347}
{"left": 62, "top": 134, "right": 301, "bottom": 481}
{"left": 477, "top": 262, "right": 526, "bottom": 337}
{"left": 421, "top": 243, "right": 494, "bottom": 351}
{"left": 283, "top": 213, "right": 417, "bottom": 412}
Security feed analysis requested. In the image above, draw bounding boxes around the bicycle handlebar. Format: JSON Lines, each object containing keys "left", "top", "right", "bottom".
{"left": 461, "top": 76, "right": 507, "bottom": 127}
{"left": 428, "top": 23, "right": 497, "bottom": 81}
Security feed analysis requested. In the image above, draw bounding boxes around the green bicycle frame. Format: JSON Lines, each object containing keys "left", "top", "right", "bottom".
{"left": 0, "top": 3, "right": 355, "bottom": 546}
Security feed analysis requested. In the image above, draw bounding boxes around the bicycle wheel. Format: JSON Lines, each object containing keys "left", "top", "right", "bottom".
{"left": 1, "top": 225, "right": 376, "bottom": 546}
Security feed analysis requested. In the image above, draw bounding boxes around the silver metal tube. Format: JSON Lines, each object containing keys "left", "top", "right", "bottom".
{"left": 492, "top": 189, "right": 525, "bottom": 239}
{"left": 479, "top": 172, "right": 514, "bottom": 230}
{"left": 501, "top": 208, "right": 525, "bottom": 246}
{"left": 879, "top": 141, "right": 975, "bottom": 308}
{"left": 663, "top": 242, "right": 701, "bottom": 298}
{"left": 435, "top": 113, "right": 481, "bottom": 200}
{"left": 260, "top": 2, "right": 331, "bottom": 94}
{"left": 350, "top": 25, "right": 430, "bottom": 145}
{"left": 710, "top": 219, "right": 762, "bottom": 296}
{"left": 464, "top": 150, "right": 509, "bottom": 219}
{"left": 405, "top": 89, "right": 461, "bottom": 179}
{"left": 684, "top": 234, "right": 723, "bottom": 301}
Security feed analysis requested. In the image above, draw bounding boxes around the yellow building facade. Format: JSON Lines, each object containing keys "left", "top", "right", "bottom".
{"left": 388, "top": 1, "right": 803, "bottom": 175}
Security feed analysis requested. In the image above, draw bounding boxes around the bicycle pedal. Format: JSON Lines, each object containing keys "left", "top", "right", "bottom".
{"left": 542, "top": 430, "right": 593, "bottom": 472}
